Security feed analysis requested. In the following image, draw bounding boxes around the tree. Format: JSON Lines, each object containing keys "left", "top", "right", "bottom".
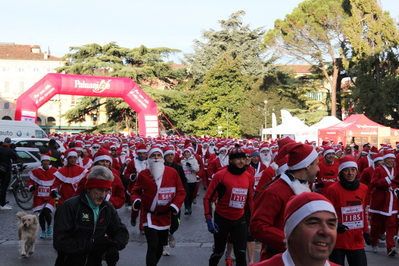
{"left": 184, "top": 55, "right": 248, "bottom": 137}
{"left": 263, "top": 0, "right": 348, "bottom": 117}
{"left": 58, "top": 42, "right": 188, "bottom": 133}
{"left": 183, "top": 10, "right": 276, "bottom": 82}
{"left": 342, "top": 0, "right": 399, "bottom": 125}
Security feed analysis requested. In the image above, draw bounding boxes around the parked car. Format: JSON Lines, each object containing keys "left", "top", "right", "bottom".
{"left": 11, "top": 138, "right": 66, "bottom": 153}
{"left": 12, "top": 147, "right": 42, "bottom": 180}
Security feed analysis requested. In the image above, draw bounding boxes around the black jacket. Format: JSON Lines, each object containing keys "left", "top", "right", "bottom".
{"left": 39, "top": 145, "right": 63, "bottom": 168}
{"left": 0, "top": 145, "right": 18, "bottom": 172}
{"left": 53, "top": 192, "right": 129, "bottom": 266}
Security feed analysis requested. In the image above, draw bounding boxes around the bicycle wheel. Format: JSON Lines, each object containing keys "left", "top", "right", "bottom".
{"left": 13, "top": 181, "right": 34, "bottom": 210}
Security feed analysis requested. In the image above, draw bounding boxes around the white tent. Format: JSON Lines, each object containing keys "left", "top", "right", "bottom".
{"left": 295, "top": 116, "right": 342, "bottom": 143}
{"left": 262, "top": 117, "right": 310, "bottom": 142}
{"left": 310, "top": 116, "right": 341, "bottom": 129}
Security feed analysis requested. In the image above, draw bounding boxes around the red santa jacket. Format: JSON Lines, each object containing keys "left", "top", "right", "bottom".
{"left": 130, "top": 166, "right": 186, "bottom": 230}
{"left": 53, "top": 165, "right": 88, "bottom": 206}
{"left": 250, "top": 174, "right": 311, "bottom": 261}
{"left": 359, "top": 165, "right": 375, "bottom": 206}
{"left": 203, "top": 167, "right": 254, "bottom": 221}
{"left": 255, "top": 165, "right": 276, "bottom": 194}
{"left": 369, "top": 165, "right": 398, "bottom": 216}
{"left": 357, "top": 156, "right": 372, "bottom": 176}
{"left": 326, "top": 181, "right": 369, "bottom": 250}
{"left": 28, "top": 166, "right": 58, "bottom": 212}
{"left": 250, "top": 162, "right": 267, "bottom": 188}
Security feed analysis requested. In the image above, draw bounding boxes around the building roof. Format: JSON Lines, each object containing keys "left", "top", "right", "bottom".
{"left": 282, "top": 64, "right": 313, "bottom": 75}
{"left": 0, "top": 43, "right": 61, "bottom": 61}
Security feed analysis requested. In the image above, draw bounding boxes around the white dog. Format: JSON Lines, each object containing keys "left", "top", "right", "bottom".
{"left": 17, "top": 211, "right": 38, "bottom": 257}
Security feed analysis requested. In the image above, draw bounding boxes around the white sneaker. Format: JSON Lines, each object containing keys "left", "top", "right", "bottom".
{"left": 169, "top": 234, "right": 176, "bottom": 248}
{"left": 0, "top": 204, "right": 12, "bottom": 210}
{"left": 162, "top": 245, "right": 170, "bottom": 256}
{"left": 371, "top": 245, "right": 379, "bottom": 253}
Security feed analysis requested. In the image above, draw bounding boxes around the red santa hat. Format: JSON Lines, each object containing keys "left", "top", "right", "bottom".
{"left": 41, "top": 151, "right": 52, "bottom": 161}
{"left": 276, "top": 142, "right": 318, "bottom": 171}
{"left": 93, "top": 148, "right": 112, "bottom": 163}
{"left": 163, "top": 146, "right": 175, "bottom": 156}
{"left": 85, "top": 166, "right": 113, "bottom": 190}
{"left": 322, "top": 145, "right": 335, "bottom": 157}
{"left": 136, "top": 143, "right": 147, "bottom": 153}
{"left": 277, "top": 136, "right": 295, "bottom": 151}
{"left": 74, "top": 142, "right": 83, "bottom": 151}
{"left": 148, "top": 146, "right": 163, "bottom": 158}
{"left": 383, "top": 150, "right": 395, "bottom": 159}
{"left": 338, "top": 156, "right": 358, "bottom": 173}
{"left": 65, "top": 148, "right": 78, "bottom": 158}
{"left": 259, "top": 143, "right": 270, "bottom": 153}
{"left": 284, "top": 192, "right": 336, "bottom": 239}
{"left": 322, "top": 140, "right": 330, "bottom": 146}
{"left": 372, "top": 153, "right": 383, "bottom": 163}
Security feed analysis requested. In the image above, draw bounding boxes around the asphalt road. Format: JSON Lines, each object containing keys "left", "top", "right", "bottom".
{"left": 0, "top": 184, "right": 398, "bottom": 265}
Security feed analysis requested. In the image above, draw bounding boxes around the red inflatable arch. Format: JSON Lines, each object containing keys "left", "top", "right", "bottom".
{"left": 14, "top": 73, "right": 159, "bottom": 137}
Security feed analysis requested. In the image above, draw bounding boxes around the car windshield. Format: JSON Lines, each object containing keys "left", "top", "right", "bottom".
{"left": 30, "top": 151, "right": 42, "bottom": 160}
{"left": 14, "top": 151, "right": 37, "bottom": 164}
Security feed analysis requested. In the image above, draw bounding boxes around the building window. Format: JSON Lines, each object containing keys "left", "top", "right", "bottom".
{"left": 1, "top": 116, "right": 12, "bottom": 120}
{"left": 4, "top": 102, "right": 10, "bottom": 109}
{"left": 33, "top": 68, "right": 39, "bottom": 72}
{"left": 4, "top": 81, "right": 9, "bottom": 93}
{"left": 19, "top": 68, "right": 24, "bottom": 72}
{"left": 36, "top": 117, "right": 42, "bottom": 126}
{"left": 47, "top": 117, "right": 56, "bottom": 126}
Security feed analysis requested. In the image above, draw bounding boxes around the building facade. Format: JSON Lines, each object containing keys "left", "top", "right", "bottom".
{"left": 0, "top": 43, "right": 107, "bottom": 133}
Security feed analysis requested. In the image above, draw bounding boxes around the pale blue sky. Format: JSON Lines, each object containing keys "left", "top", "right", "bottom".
{"left": 1, "top": 0, "right": 398, "bottom": 63}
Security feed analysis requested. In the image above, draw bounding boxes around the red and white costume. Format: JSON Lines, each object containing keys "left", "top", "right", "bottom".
{"left": 28, "top": 166, "right": 58, "bottom": 212}
{"left": 326, "top": 181, "right": 369, "bottom": 250}
{"left": 130, "top": 167, "right": 186, "bottom": 230}
{"left": 77, "top": 156, "right": 93, "bottom": 169}
{"left": 250, "top": 162, "right": 267, "bottom": 189}
{"left": 369, "top": 164, "right": 399, "bottom": 252}
{"left": 54, "top": 165, "right": 88, "bottom": 206}
{"left": 250, "top": 174, "right": 311, "bottom": 261}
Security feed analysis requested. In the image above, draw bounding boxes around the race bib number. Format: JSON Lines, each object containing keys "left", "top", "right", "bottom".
{"left": 157, "top": 187, "right": 176, "bottom": 206}
{"left": 229, "top": 188, "right": 248, "bottom": 209}
{"left": 184, "top": 169, "right": 192, "bottom": 176}
{"left": 38, "top": 186, "right": 50, "bottom": 197}
{"left": 341, "top": 205, "right": 364, "bottom": 229}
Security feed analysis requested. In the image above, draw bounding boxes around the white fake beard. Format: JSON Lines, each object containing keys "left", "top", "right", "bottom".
{"left": 260, "top": 153, "right": 272, "bottom": 167}
{"left": 219, "top": 154, "right": 229, "bottom": 166}
{"left": 208, "top": 148, "right": 215, "bottom": 154}
{"left": 91, "top": 149, "right": 97, "bottom": 157}
{"left": 148, "top": 158, "right": 165, "bottom": 180}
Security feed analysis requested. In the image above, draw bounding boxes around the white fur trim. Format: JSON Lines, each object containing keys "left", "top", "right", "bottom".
{"left": 41, "top": 155, "right": 51, "bottom": 161}
{"left": 323, "top": 149, "right": 335, "bottom": 157}
{"left": 383, "top": 153, "right": 395, "bottom": 159}
{"left": 284, "top": 200, "right": 336, "bottom": 239}
{"left": 338, "top": 161, "right": 358, "bottom": 173}
{"left": 94, "top": 155, "right": 112, "bottom": 163}
{"left": 288, "top": 148, "right": 318, "bottom": 170}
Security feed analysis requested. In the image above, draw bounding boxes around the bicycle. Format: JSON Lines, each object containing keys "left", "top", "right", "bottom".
{"left": 8, "top": 163, "right": 34, "bottom": 210}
